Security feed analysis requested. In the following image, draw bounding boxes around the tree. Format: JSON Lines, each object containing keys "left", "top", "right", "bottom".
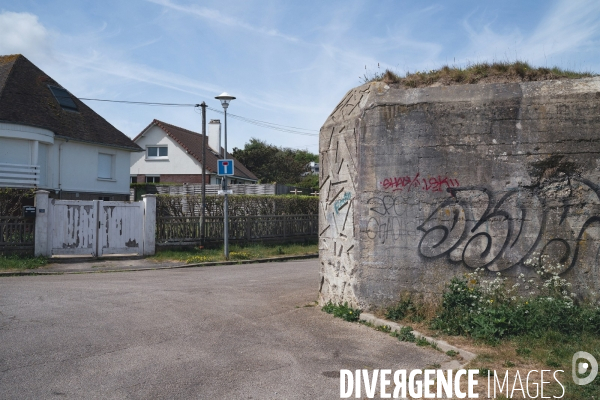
{"left": 297, "top": 174, "right": 319, "bottom": 192}
{"left": 232, "top": 138, "right": 318, "bottom": 185}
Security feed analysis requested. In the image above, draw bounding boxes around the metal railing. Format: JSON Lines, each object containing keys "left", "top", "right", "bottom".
{"left": 0, "top": 163, "right": 40, "bottom": 188}
{"left": 0, "top": 216, "right": 35, "bottom": 253}
{"left": 156, "top": 214, "right": 318, "bottom": 245}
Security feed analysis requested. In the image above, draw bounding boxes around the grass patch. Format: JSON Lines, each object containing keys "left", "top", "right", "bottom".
{"left": 0, "top": 254, "right": 47, "bottom": 271}
{"left": 151, "top": 242, "right": 317, "bottom": 264}
{"left": 391, "top": 326, "right": 416, "bottom": 343}
{"left": 321, "top": 301, "right": 361, "bottom": 322}
{"left": 363, "top": 61, "right": 596, "bottom": 87}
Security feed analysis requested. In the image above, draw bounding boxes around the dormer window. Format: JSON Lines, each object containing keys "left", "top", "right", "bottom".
{"left": 48, "top": 85, "right": 78, "bottom": 111}
{"left": 147, "top": 146, "right": 168, "bottom": 159}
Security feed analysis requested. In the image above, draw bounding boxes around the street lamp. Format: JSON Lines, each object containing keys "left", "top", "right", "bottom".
{"left": 215, "top": 92, "right": 235, "bottom": 260}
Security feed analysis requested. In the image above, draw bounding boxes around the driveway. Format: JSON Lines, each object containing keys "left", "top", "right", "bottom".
{"left": 0, "top": 260, "right": 446, "bottom": 399}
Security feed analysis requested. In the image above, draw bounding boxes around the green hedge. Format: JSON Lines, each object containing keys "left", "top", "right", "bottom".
{"left": 157, "top": 194, "right": 318, "bottom": 217}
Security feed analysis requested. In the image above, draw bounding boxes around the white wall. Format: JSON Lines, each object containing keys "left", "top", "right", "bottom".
{"left": 0, "top": 123, "right": 54, "bottom": 187}
{"left": 52, "top": 139, "right": 132, "bottom": 195}
{"left": 0, "top": 137, "right": 31, "bottom": 165}
{"left": 0, "top": 122, "right": 134, "bottom": 194}
{"left": 130, "top": 125, "right": 204, "bottom": 175}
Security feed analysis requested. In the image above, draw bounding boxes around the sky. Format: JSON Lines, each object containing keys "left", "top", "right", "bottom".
{"left": 1, "top": 0, "right": 600, "bottom": 153}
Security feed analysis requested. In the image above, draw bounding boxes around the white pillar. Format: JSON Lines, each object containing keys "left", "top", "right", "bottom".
{"left": 142, "top": 194, "right": 156, "bottom": 256}
{"left": 34, "top": 190, "right": 50, "bottom": 257}
{"left": 31, "top": 140, "right": 39, "bottom": 165}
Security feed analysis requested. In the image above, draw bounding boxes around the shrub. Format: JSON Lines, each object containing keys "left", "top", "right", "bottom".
{"left": 0, "top": 188, "right": 35, "bottom": 217}
{"left": 385, "top": 297, "right": 416, "bottom": 321}
{"left": 156, "top": 194, "right": 318, "bottom": 217}
{"left": 429, "top": 256, "right": 600, "bottom": 342}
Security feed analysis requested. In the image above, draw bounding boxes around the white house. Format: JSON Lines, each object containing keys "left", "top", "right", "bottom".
{"left": 0, "top": 54, "right": 142, "bottom": 200}
{"left": 130, "top": 119, "right": 257, "bottom": 185}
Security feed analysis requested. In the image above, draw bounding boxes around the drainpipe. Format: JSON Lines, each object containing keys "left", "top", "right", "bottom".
{"left": 58, "top": 141, "right": 66, "bottom": 199}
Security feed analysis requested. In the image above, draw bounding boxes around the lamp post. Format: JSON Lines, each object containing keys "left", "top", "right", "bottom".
{"left": 199, "top": 102, "right": 207, "bottom": 247}
{"left": 215, "top": 92, "right": 235, "bottom": 260}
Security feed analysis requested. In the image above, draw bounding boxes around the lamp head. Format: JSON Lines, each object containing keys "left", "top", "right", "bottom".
{"left": 215, "top": 92, "right": 236, "bottom": 109}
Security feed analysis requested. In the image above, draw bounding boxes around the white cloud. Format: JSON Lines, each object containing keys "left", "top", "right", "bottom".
{"left": 526, "top": 0, "right": 600, "bottom": 62}
{"left": 0, "top": 11, "right": 53, "bottom": 61}
{"left": 459, "top": 0, "right": 600, "bottom": 68}
{"left": 146, "top": 0, "right": 300, "bottom": 42}
{"left": 61, "top": 51, "right": 222, "bottom": 97}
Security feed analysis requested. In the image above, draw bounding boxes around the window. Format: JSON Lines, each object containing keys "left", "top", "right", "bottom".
{"left": 48, "top": 86, "right": 78, "bottom": 111}
{"left": 98, "top": 153, "right": 113, "bottom": 179}
{"left": 147, "top": 146, "right": 168, "bottom": 159}
{"left": 146, "top": 176, "right": 160, "bottom": 183}
{"left": 130, "top": 176, "right": 138, "bottom": 184}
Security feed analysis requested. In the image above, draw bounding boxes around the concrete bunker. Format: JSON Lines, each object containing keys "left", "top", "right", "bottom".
{"left": 318, "top": 77, "right": 600, "bottom": 309}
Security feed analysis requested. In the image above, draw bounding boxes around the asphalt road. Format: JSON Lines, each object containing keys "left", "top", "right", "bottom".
{"left": 0, "top": 260, "right": 446, "bottom": 399}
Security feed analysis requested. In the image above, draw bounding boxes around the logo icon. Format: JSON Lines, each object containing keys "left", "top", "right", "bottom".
{"left": 572, "top": 351, "right": 598, "bottom": 385}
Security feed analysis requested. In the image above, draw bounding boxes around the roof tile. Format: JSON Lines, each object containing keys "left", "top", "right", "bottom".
{"left": 0, "top": 54, "right": 141, "bottom": 151}
{"left": 141, "top": 119, "right": 257, "bottom": 181}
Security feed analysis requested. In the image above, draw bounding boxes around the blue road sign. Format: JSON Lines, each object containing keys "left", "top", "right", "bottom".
{"left": 218, "top": 159, "right": 234, "bottom": 176}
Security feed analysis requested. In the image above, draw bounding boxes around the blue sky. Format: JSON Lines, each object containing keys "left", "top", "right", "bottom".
{"left": 1, "top": 0, "right": 600, "bottom": 153}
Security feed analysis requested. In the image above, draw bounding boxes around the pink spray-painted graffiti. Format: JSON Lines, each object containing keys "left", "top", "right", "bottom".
{"left": 379, "top": 173, "right": 460, "bottom": 193}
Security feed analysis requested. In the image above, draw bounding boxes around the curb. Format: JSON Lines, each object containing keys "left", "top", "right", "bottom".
{"left": 45, "top": 255, "right": 146, "bottom": 264}
{"left": 0, "top": 253, "right": 319, "bottom": 277}
{"left": 360, "top": 313, "right": 476, "bottom": 370}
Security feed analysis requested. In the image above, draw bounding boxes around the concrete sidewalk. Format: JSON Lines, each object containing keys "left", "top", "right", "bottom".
{"left": 0, "top": 253, "right": 319, "bottom": 276}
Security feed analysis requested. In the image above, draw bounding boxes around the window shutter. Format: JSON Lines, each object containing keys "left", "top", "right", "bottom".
{"left": 98, "top": 154, "right": 112, "bottom": 179}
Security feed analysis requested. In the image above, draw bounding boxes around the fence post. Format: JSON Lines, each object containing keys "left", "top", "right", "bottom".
{"left": 34, "top": 190, "right": 50, "bottom": 257}
{"left": 246, "top": 216, "right": 251, "bottom": 242}
{"left": 142, "top": 194, "right": 156, "bottom": 255}
{"left": 283, "top": 215, "right": 287, "bottom": 240}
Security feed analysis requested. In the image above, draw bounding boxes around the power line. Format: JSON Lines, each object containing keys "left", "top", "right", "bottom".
{"left": 198, "top": 107, "right": 318, "bottom": 137}
{"left": 80, "top": 98, "right": 196, "bottom": 107}
{"left": 205, "top": 107, "right": 317, "bottom": 133}
{"left": 77, "top": 96, "right": 319, "bottom": 136}
{"left": 11, "top": 91, "right": 320, "bottom": 136}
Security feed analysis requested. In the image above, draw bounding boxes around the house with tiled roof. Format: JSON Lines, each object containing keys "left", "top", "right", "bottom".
{"left": 130, "top": 119, "right": 258, "bottom": 185}
{"left": 0, "top": 54, "right": 142, "bottom": 200}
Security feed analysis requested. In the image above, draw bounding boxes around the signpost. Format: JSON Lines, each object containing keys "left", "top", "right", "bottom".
{"left": 218, "top": 159, "right": 234, "bottom": 176}
{"left": 215, "top": 92, "right": 236, "bottom": 260}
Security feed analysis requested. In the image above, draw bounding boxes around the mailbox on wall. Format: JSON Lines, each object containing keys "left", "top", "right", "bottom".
{"left": 23, "top": 206, "right": 36, "bottom": 219}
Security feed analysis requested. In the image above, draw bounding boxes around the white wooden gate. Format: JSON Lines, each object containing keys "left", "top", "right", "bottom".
{"left": 48, "top": 199, "right": 144, "bottom": 257}
{"left": 98, "top": 201, "right": 144, "bottom": 256}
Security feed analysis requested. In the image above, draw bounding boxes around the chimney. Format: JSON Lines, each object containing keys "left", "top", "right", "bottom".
{"left": 208, "top": 119, "right": 221, "bottom": 156}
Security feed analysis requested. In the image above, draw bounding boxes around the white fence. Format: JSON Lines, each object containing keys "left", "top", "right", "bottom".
{"left": 34, "top": 191, "right": 156, "bottom": 257}
{"left": 130, "top": 183, "right": 314, "bottom": 200}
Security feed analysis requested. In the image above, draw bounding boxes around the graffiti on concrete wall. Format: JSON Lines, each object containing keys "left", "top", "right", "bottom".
{"left": 334, "top": 192, "right": 352, "bottom": 214}
{"left": 366, "top": 195, "right": 414, "bottom": 244}
{"left": 367, "top": 177, "right": 600, "bottom": 274}
{"left": 380, "top": 173, "right": 460, "bottom": 193}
